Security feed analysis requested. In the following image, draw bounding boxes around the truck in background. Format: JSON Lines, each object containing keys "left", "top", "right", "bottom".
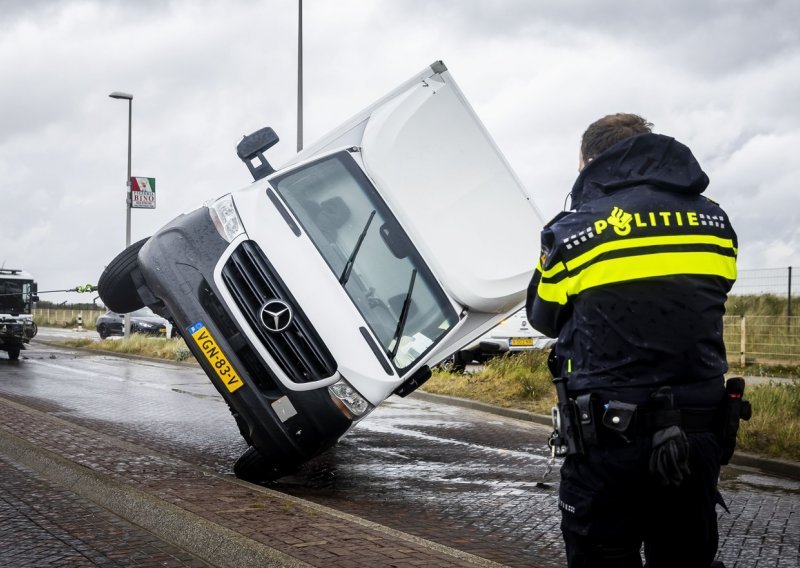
{"left": 0, "top": 268, "right": 39, "bottom": 360}
{"left": 449, "top": 308, "right": 555, "bottom": 371}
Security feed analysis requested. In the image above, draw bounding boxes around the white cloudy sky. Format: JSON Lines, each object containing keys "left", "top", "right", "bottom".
{"left": 2, "top": 0, "right": 799, "bottom": 304}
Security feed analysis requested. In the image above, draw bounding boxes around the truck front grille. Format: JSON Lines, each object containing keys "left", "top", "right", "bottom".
{"left": 221, "top": 240, "right": 337, "bottom": 383}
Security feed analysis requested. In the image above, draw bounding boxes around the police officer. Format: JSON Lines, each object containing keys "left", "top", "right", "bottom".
{"left": 526, "top": 113, "right": 737, "bottom": 567}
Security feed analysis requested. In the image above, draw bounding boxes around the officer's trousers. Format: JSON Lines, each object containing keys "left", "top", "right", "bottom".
{"left": 558, "top": 431, "right": 724, "bottom": 568}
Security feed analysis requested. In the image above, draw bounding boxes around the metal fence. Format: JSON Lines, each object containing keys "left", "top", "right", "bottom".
{"left": 33, "top": 308, "right": 105, "bottom": 328}
{"left": 724, "top": 265, "right": 799, "bottom": 366}
{"left": 731, "top": 266, "right": 796, "bottom": 315}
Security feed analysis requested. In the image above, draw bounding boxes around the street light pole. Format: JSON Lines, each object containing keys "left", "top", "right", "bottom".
{"left": 297, "top": 0, "right": 303, "bottom": 152}
{"left": 109, "top": 91, "right": 134, "bottom": 340}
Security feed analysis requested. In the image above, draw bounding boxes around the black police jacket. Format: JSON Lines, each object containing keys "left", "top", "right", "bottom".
{"left": 526, "top": 133, "right": 737, "bottom": 403}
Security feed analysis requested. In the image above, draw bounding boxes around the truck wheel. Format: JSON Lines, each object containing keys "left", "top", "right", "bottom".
{"left": 7, "top": 345, "right": 20, "bottom": 360}
{"left": 450, "top": 349, "right": 472, "bottom": 372}
{"left": 98, "top": 238, "right": 149, "bottom": 314}
{"left": 233, "top": 446, "right": 293, "bottom": 483}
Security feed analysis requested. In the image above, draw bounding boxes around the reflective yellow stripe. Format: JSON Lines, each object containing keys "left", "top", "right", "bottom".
{"left": 537, "top": 279, "right": 569, "bottom": 304}
{"left": 539, "top": 259, "right": 566, "bottom": 278}
{"left": 567, "top": 234, "right": 737, "bottom": 272}
{"left": 569, "top": 251, "right": 736, "bottom": 296}
{"left": 537, "top": 250, "right": 737, "bottom": 305}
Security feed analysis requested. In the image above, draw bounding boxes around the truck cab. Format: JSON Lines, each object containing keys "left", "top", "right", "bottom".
{"left": 99, "top": 61, "right": 544, "bottom": 479}
{"left": 0, "top": 268, "right": 38, "bottom": 360}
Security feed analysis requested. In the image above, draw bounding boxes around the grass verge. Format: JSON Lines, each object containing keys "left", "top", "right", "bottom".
{"left": 60, "top": 334, "right": 193, "bottom": 362}
{"left": 426, "top": 350, "right": 557, "bottom": 415}
{"left": 737, "top": 380, "right": 800, "bottom": 461}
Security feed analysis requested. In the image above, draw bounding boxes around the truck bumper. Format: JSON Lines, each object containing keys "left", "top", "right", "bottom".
{"left": 137, "top": 207, "right": 352, "bottom": 472}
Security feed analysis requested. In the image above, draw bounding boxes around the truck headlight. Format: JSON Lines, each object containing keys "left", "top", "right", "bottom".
{"left": 208, "top": 194, "right": 245, "bottom": 242}
{"left": 328, "top": 379, "right": 371, "bottom": 418}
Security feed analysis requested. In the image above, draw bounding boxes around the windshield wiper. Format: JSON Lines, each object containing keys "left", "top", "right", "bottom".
{"left": 389, "top": 268, "right": 417, "bottom": 360}
{"left": 339, "top": 210, "right": 376, "bottom": 285}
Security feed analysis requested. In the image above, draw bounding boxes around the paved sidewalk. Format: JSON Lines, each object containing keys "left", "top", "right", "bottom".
{"left": 0, "top": 395, "right": 504, "bottom": 568}
{"left": 0, "top": 453, "right": 208, "bottom": 567}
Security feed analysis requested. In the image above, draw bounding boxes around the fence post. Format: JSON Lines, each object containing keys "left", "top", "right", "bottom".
{"left": 740, "top": 315, "right": 746, "bottom": 367}
{"left": 789, "top": 266, "right": 793, "bottom": 334}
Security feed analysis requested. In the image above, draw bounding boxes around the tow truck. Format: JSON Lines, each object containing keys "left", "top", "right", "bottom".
{"left": 0, "top": 268, "right": 39, "bottom": 360}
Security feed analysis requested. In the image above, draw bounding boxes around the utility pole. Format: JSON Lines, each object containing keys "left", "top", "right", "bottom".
{"left": 109, "top": 91, "right": 134, "bottom": 339}
{"left": 297, "top": 0, "right": 303, "bottom": 152}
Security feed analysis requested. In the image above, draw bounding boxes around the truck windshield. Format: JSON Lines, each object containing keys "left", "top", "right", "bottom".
{"left": 0, "top": 279, "right": 32, "bottom": 315}
{"left": 271, "top": 151, "right": 458, "bottom": 372}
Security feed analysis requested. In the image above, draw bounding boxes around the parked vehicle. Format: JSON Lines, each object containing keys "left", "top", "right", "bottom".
{"left": 98, "top": 61, "right": 544, "bottom": 480}
{"left": 0, "top": 268, "right": 38, "bottom": 360}
{"left": 95, "top": 307, "right": 173, "bottom": 339}
{"left": 449, "top": 308, "right": 555, "bottom": 370}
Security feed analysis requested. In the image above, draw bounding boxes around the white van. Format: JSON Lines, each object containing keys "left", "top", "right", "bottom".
{"left": 449, "top": 308, "right": 555, "bottom": 370}
{"left": 98, "top": 61, "right": 544, "bottom": 480}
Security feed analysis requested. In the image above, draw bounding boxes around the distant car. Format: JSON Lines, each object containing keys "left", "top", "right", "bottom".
{"left": 449, "top": 309, "right": 555, "bottom": 370}
{"left": 96, "top": 307, "right": 173, "bottom": 339}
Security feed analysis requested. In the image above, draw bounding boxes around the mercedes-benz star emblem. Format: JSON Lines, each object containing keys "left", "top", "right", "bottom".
{"left": 260, "top": 299, "right": 293, "bottom": 333}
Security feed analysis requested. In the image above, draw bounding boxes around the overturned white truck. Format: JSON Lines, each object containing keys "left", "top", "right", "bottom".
{"left": 98, "top": 61, "right": 544, "bottom": 480}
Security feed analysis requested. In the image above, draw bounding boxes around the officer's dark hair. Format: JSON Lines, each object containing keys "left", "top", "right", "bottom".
{"left": 580, "top": 113, "right": 653, "bottom": 163}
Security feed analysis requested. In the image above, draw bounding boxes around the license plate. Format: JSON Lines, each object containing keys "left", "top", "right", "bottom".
{"left": 159, "top": 327, "right": 167, "bottom": 335}
{"left": 188, "top": 321, "right": 244, "bottom": 393}
{"left": 510, "top": 337, "right": 534, "bottom": 347}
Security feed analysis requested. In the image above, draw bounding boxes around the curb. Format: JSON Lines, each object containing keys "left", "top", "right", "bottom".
{"left": 411, "top": 391, "right": 553, "bottom": 428}
{"left": 412, "top": 391, "right": 800, "bottom": 480}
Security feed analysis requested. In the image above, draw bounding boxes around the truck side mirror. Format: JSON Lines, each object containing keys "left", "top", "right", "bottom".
{"left": 237, "top": 127, "right": 280, "bottom": 181}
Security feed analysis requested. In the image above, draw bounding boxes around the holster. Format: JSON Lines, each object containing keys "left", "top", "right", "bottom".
{"left": 551, "top": 376, "right": 584, "bottom": 456}
{"left": 719, "top": 377, "right": 752, "bottom": 465}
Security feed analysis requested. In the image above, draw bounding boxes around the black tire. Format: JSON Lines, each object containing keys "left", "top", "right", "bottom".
{"left": 98, "top": 237, "right": 149, "bottom": 313}
{"left": 97, "top": 324, "right": 108, "bottom": 339}
{"left": 233, "top": 446, "right": 294, "bottom": 483}
{"left": 6, "top": 345, "right": 20, "bottom": 361}
{"left": 450, "top": 349, "right": 472, "bottom": 372}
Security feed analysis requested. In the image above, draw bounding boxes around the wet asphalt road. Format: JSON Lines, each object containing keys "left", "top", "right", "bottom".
{"left": 2, "top": 339, "right": 799, "bottom": 567}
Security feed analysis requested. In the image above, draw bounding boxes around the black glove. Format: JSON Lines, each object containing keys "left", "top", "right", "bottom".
{"left": 649, "top": 425, "right": 691, "bottom": 487}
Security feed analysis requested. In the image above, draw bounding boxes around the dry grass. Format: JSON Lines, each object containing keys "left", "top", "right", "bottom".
{"left": 426, "top": 350, "right": 557, "bottom": 414}
{"left": 61, "top": 334, "right": 193, "bottom": 362}
{"left": 738, "top": 380, "right": 800, "bottom": 461}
